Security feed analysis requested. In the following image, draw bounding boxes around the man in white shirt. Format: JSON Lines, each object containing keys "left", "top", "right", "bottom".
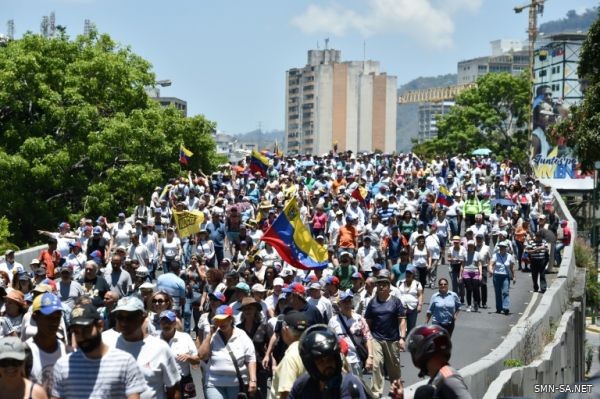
{"left": 109, "top": 296, "right": 181, "bottom": 399}
{"left": 112, "top": 213, "right": 134, "bottom": 249}
{"left": 356, "top": 236, "right": 378, "bottom": 275}
{"left": 0, "top": 249, "right": 23, "bottom": 283}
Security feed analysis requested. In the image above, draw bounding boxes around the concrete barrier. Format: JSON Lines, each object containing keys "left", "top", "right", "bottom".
{"left": 12, "top": 244, "right": 48, "bottom": 272}
{"left": 404, "top": 189, "right": 583, "bottom": 399}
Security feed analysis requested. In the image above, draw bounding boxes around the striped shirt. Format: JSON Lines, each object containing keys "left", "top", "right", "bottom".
{"left": 52, "top": 347, "right": 146, "bottom": 399}
{"left": 526, "top": 239, "right": 549, "bottom": 261}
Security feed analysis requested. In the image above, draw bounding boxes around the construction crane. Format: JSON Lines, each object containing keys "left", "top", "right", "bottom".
{"left": 514, "top": 0, "right": 546, "bottom": 143}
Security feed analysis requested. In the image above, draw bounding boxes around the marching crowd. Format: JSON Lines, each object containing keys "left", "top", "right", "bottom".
{"left": 0, "top": 151, "right": 572, "bottom": 399}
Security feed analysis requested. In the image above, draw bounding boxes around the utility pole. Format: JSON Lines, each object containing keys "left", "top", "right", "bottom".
{"left": 514, "top": 0, "right": 546, "bottom": 154}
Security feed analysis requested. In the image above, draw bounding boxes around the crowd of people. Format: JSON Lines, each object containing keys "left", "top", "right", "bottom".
{"left": 0, "top": 150, "right": 572, "bottom": 399}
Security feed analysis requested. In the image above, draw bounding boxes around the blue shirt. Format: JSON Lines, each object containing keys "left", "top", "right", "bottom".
{"left": 205, "top": 221, "right": 226, "bottom": 247}
{"left": 364, "top": 295, "right": 405, "bottom": 341}
{"left": 427, "top": 291, "right": 461, "bottom": 325}
{"left": 156, "top": 272, "right": 186, "bottom": 311}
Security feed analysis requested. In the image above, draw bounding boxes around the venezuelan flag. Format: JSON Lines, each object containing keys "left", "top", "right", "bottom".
{"left": 437, "top": 185, "right": 454, "bottom": 206}
{"left": 351, "top": 186, "right": 370, "bottom": 208}
{"left": 250, "top": 150, "right": 269, "bottom": 177}
{"left": 261, "top": 197, "right": 328, "bottom": 270}
{"left": 179, "top": 145, "right": 193, "bottom": 165}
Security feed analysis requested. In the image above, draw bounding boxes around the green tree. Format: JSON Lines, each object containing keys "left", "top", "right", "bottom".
{"left": 553, "top": 10, "right": 600, "bottom": 173}
{"left": 412, "top": 73, "right": 529, "bottom": 166}
{"left": 0, "top": 30, "right": 219, "bottom": 246}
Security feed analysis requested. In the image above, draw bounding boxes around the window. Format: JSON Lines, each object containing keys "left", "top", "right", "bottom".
{"left": 539, "top": 69, "right": 547, "bottom": 77}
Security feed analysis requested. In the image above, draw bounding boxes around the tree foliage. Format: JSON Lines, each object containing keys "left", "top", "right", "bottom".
{"left": 553, "top": 10, "right": 600, "bottom": 173}
{"left": 0, "top": 30, "right": 219, "bottom": 246}
{"left": 412, "top": 73, "right": 529, "bottom": 166}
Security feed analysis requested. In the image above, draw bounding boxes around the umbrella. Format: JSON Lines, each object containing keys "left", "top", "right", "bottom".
{"left": 472, "top": 148, "right": 492, "bottom": 156}
{"left": 491, "top": 198, "right": 515, "bottom": 207}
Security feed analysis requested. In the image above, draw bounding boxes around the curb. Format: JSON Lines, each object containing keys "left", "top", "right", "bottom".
{"left": 586, "top": 317, "right": 600, "bottom": 333}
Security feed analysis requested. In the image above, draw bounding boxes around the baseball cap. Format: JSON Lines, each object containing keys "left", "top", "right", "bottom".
{"left": 339, "top": 251, "right": 352, "bottom": 259}
{"left": 93, "top": 226, "right": 103, "bottom": 235}
{"left": 279, "top": 268, "right": 294, "bottom": 277}
{"left": 32, "top": 283, "right": 52, "bottom": 294}
{"left": 70, "top": 304, "right": 101, "bottom": 327}
{"left": 372, "top": 263, "right": 384, "bottom": 271}
{"left": 498, "top": 241, "right": 509, "bottom": 247}
{"left": 452, "top": 235, "right": 461, "bottom": 241}
{"left": 251, "top": 283, "right": 266, "bottom": 293}
{"left": 225, "top": 270, "right": 238, "bottom": 279}
{"left": 213, "top": 305, "right": 234, "bottom": 321}
{"left": 339, "top": 289, "right": 354, "bottom": 301}
{"left": 58, "top": 222, "right": 70, "bottom": 230}
{"left": 273, "top": 277, "right": 284, "bottom": 287}
{"left": 378, "top": 269, "right": 391, "bottom": 279}
{"left": 235, "top": 282, "right": 250, "bottom": 293}
{"left": 118, "top": 212, "right": 126, "bottom": 218}
{"left": 406, "top": 265, "right": 417, "bottom": 274}
{"left": 308, "top": 282, "right": 322, "bottom": 290}
{"left": 139, "top": 282, "right": 156, "bottom": 290}
{"left": 0, "top": 337, "right": 27, "bottom": 361}
{"left": 4, "top": 249, "right": 15, "bottom": 256}
{"left": 159, "top": 310, "right": 177, "bottom": 323}
{"left": 112, "top": 296, "right": 145, "bottom": 313}
{"left": 324, "top": 276, "right": 340, "bottom": 286}
{"left": 351, "top": 272, "right": 363, "bottom": 279}
{"left": 209, "top": 291, "right": 227, "bottom": 303}
{"left": 33, "top": 267, "right": 47, "bottom": 277}
{"left": 283, "top": 282, "right": 305, "bottom": 295}
{"left": 32, "top": 292, "right": 62, "bottom": 315}
{"left": 283, "top": 310, "right": 309, "bottom": 332}
{"left": 467, "top": 240, "right": 476, "bottom": 247}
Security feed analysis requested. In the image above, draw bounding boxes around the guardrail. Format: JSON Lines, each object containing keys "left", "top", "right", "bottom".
{"left": 404, "top": 188, "right": 583, "bottom": 398}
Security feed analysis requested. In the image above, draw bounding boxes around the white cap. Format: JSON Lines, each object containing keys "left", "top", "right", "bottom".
{"left": 251, "top": 283, "right": 266, "bottom": 293}
{"left": 273, "top": 277, "right": 284, "bottom": 286}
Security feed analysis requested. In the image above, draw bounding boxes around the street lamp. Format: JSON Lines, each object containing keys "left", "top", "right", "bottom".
{"left": 146, "top": 79, "right": 172, "bottom": 98}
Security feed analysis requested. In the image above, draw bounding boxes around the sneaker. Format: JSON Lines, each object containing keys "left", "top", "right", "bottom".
{"left": 503, "top": 309, "right": 509, "bottom": 315}
{"left": 466, "top": 306, "right": 472, "bottom": 312}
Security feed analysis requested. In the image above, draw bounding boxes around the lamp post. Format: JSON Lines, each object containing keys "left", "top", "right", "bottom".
{"left": 147, "top": 79, "right": 172, "bottom": 98}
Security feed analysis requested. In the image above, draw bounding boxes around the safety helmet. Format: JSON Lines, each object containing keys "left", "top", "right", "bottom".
{"left": 407, "top": 324, "right": 452, "bottom": 377}
{"left": 299, "top": 324, "right": 342, "bottom": 382}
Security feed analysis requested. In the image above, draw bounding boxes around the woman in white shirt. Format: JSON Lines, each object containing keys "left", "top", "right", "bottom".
{"left": 396, "top": 266, "right": 423, "bottom": 334}
{"left": 196, "top": 229, "right": 216, "bottom": 267}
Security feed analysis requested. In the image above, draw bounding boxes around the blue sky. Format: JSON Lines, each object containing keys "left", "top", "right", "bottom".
{"left": 2, "top": 0, "right": 597, "bottom": 134}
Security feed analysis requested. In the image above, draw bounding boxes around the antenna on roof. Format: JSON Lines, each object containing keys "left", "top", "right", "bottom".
{"left": 363, "top": 40, "right": 366, "bottom": 61}
{"left": 325, "top": 38, "right": 329, "bottom": 49}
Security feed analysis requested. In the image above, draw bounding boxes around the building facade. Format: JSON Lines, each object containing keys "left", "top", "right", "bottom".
{"left": 285, "top": 49, "right": 397, "bottom": 155}
{"left": 533, "top": 33, "right": 586, "bottom": 106}
{"left": 417, "top": 101, "right": 455, "bottom": 143}
{"left": 457, "top": 40, "right": 528, "bottom": 84}
{"left": 156, "top": 97, "right": 188, "bottom": 117}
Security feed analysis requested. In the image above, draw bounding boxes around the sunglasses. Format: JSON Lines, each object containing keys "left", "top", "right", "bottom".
{"left": 0, "top": 358, "right": 23, "bottom": 368}
{"left": 152, "top": 299, "right": 166, "bottom": 304}
{"left": 439, "top": 283, "right": 448, "bottom": 286}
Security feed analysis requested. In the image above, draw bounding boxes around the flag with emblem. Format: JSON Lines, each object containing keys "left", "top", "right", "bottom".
{"left": 261, "top": 197, "right": 328, "bottom": 270}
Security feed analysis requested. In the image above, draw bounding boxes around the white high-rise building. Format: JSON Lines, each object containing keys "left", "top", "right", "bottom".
{"left": 285, "top": 49, "right": 397, "bottom": 155}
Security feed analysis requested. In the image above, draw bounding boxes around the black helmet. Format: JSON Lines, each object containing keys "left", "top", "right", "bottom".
{"left": 407, "top": 324, "right": 452, "bottom": 377}
{"left": 299, "top": 324, "right": 342, "bottom": 382}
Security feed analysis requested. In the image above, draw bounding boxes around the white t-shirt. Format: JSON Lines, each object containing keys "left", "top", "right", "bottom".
{"left": 396, "top": 279, "right": 422, "bottom": 310}
{"left": 163, "top": 331, "right": 198, "bottom": 376}
{"left": 26, "top": 338, "right": 69, "bottom": 395}
{"left": 112, "top": 223, "right": 134, "bottom": 248}
{"left": 207, "top": 327, "right": 256, "bottom": 387}
{"left": 113, "top": 334, "right": 181, "bottom": 399}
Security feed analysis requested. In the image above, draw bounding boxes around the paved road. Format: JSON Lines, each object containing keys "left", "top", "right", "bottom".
{"left": 396, "top": 263, "right": 555, "bottom": 392}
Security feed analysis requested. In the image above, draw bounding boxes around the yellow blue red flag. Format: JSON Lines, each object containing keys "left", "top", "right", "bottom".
{"left": 179, "top": 145, "right": 193, "bottom": 165}
{"left": 250, "top": 150, "right": 269, "bottom": 177}
{"left": 437, "top": 185, "right": 454, "bottom": 206}
{"left": 261, "top": 197, "right": 328, "bottom": 270}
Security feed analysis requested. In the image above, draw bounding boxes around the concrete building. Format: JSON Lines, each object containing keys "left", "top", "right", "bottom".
{"left": 533, "top": 33, "right": 586, "bottom": 106}
{"left": 285, "top": 49, "right": 397, "bottom": 155}
{"left": 457, "top": 40, "right": 529, "bottom": 84}
{"left": 417, "top": 101, "right": 455, "bottom": 143}
{"left": 155, "top": 97, "right": 188, "bottom": 117}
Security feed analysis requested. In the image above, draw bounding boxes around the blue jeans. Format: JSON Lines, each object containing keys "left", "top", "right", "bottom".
{"left": 493, "top": 274, "right": 511, "bottom": 312}
{"left": 448, "top": 216, "right": 459, "bottom": 237}
{"left": 555, "top": 243, "right": 565, "bottom": 265}
{"left": 205, "top": 386, "right": 240, "bottom": 399}
{"left": 405, "top": 308, "right": 419, "bottom": 334}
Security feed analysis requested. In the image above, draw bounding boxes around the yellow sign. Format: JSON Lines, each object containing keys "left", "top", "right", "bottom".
{"left": 173, "top": 210, "right": 205, "bottom": 238}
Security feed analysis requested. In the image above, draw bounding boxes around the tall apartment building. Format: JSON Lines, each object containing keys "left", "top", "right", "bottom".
{"left": 285, "top": 49, "right": 397, "bottom": 155}
{"left": 533, "top": 33, "right": 586, "bottom": 106}
{"left": 457, "top": 40, "right": 529, "bottom": 84}
{"left": 417, "top": 101, "right": 455, "bottom": 143}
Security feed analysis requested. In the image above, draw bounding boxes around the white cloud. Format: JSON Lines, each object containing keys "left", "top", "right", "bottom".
{"left": 291, "top": 0, "right": 483, "bottom": 49}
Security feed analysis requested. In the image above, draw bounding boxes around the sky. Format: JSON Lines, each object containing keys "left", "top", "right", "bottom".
{"left": 2, "top": 0, "right": 598, "bottom": 135}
